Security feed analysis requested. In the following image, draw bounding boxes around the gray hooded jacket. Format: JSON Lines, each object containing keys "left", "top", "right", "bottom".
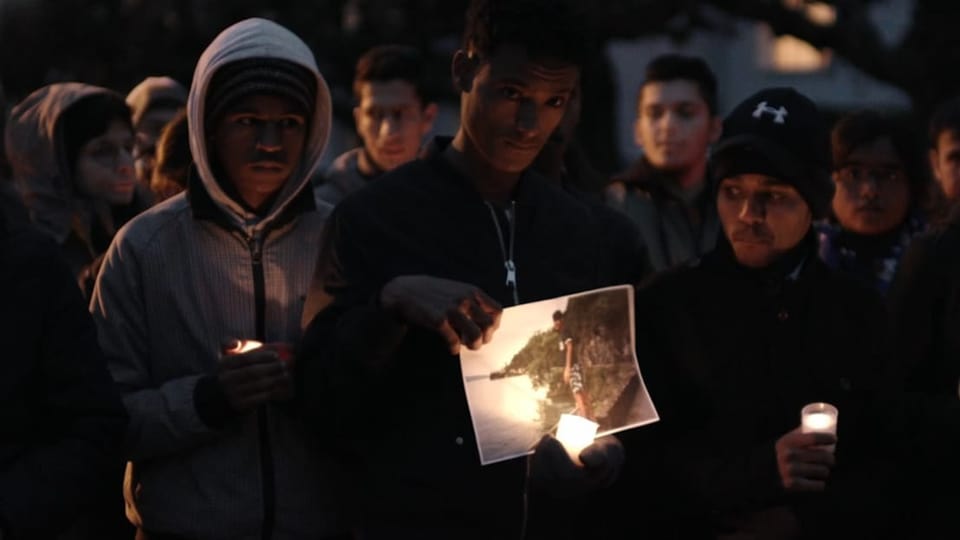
{"left": 90, "top": 18, "right": 344, "bottom": 539}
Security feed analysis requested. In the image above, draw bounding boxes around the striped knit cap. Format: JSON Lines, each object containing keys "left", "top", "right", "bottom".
{"left": 205, "top": 57, "right": 316, "bottom": 130}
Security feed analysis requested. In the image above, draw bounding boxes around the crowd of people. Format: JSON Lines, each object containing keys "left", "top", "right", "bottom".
{"left": 4, "top": 0, "right": 960, "bottom": 539}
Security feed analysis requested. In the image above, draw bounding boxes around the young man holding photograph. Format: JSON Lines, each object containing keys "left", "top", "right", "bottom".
{"left": 296, "top": 0, "right": 648, "bottom": 537}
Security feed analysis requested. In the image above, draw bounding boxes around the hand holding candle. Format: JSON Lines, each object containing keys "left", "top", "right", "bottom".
{"left": 218, "top": 338, "right": 295, "bottom": 410}
{"left": 773, "top": 402, "right": 839, "bottom": 494}
{"left": 775, "top": 427, "right": 836, "bottom": 493}
{"left": 224, "top": 339, "right": 295, "bottom": 371}
{"left": 528, "top": 430, "right": 625, "bottom": 498}
{"left": 555, "top": 413, "right": 599, "bottom": 465}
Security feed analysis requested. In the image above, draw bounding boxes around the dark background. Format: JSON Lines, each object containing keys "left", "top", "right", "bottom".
{"left": 1, "top": 0, "right": 955, "bottom": 173}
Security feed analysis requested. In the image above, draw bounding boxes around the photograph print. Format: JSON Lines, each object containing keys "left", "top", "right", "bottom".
{"left": 460, "top": 284, "right": 659, "bottom": 465}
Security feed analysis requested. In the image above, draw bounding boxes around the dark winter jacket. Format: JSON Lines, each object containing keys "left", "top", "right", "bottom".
{"left": 0, "top": 211, "right": 127, "bottom": 540}
{"left": 889, "top": 206, "right": 960, "bottom": 395}
{"left": 624, "top": 233, "right": 920, "bottom": 539}
{"left": 297, "top": 137, "right": 648, "bottom": 538}
{"left": 887, "top": 204, "right": 960, "bottom": 539}
{"left": 606, "top": 157, "right": 720, "bottom": 272}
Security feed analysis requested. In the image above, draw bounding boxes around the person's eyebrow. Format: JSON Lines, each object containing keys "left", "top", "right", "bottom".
{"left": 760, "top": 179, "right": 794, "bottom": 189}
{"left": 493, "top": 76, "right": 529, "bottom": 88}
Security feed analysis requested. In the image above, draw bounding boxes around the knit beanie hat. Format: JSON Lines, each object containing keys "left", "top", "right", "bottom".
{"left": 711, "top": 87, "right": 833, "bottom": 219}
{"left": 205, "top": 57, "right": 316, "bottom": 130}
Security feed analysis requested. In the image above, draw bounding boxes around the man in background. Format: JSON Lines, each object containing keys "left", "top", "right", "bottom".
{"left": 315, "top": 44, "right": 437, "bottom": 206}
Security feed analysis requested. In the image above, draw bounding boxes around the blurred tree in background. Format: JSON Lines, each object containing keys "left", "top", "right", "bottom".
{"left": 2, "top": 0, "right": 957, "bottom": 172}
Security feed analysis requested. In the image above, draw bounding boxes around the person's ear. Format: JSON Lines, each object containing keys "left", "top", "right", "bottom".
{"left": 452, "top": 50, "right": 479, "bottom": 94}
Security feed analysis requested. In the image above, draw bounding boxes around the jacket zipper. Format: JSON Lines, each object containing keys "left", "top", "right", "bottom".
{"left": 485, "top": 202, "right": 526, "bottom": 538}
{"left": 485, "top": 201, "right": 519, "bottom": 305}
{"left": 248, "top": 233, "right": 276, "bottom": 540}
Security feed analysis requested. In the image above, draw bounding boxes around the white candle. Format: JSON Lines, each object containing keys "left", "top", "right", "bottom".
{"left": 803, "top": 412, "right": 835, "bottom": 432}
{"left": 555, "top": 413, "right": 598, "bottom": 465}
{"left": 801, "top": 402, "right": 838, "bottom": 452}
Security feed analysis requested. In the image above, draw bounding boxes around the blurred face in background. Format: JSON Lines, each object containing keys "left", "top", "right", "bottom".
{"left": 832, "top": 137, "right": 911, "bottom": 236}
{"left": 930, "top": 129, "right": 960, "bottom": 202}
{"left": 75, "top": 118, "right": 137, "bottom": 205}
{"left": 635, "top": 79, "right": 720, "bottom": 173}
{"left": 354, "top": 80, "right": 436, "bottom": 172}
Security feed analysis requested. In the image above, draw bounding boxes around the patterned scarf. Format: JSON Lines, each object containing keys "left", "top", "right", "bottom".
{"left": 816, "top": 214, "right": 927, "bottom": 295}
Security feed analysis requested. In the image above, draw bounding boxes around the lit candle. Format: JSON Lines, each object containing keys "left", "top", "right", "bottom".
{"left": 801, "top": 402, "right": 838, "bottom": 451}
{"left": 227, "top": 339, "right": 263, "bottom": 354}
{"left": 803, "top": 412, "right": 835, "bottom": 431}
{"left": 555, "top": 413, "right": 598, "bottom": 465}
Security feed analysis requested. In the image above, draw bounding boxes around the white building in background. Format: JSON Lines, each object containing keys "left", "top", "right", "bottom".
{"left": 609, "top": 0, "right": 915, "bottom": 165}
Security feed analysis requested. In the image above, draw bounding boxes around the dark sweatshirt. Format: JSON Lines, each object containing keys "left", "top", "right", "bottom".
{"left": 0, "top": 213, "right": 127, "bottom": 539}
{"left": 297, "top": 137, "right": 648, "bottom": 538}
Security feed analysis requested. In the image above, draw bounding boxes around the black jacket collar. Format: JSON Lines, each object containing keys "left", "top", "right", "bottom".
{"left": 705, "top": 230, "right": 820, "bottom": 294}
{"left": 421, "top": 136, "right": 555, "bottom": 210}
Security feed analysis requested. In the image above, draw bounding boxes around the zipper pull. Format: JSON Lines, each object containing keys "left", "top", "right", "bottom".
{"left": 248, "top": 235, "right": 263, "bottom": 264}
{"left": 505, "top": 260, "right": 516, "bottom": 287}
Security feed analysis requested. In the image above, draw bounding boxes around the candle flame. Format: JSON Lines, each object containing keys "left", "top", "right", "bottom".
{"left": 230, "top": 340, "right": 263, "bottom": 354}
{"left": 556, "top": 413, "right": 599, "bottom": 464}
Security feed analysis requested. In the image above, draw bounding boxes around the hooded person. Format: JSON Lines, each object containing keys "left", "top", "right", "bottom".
{"left": 126, "top": 76, "right": 188, "bottom": 134}
{"left": 90, "top": 18, "right": 350, "bottom": 539}
{"left": 126, "top": 76, "right": 188, "bottom": 191}
{"left": 5, "top": 83, "right": 137, "bottom": 294}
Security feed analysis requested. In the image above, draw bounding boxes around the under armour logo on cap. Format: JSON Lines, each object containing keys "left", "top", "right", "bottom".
{"left": 712, "top": 87, "right": 832, "bottom": 218}
{"left": 752, "top": 101, "right": 788, "bottom": 124}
